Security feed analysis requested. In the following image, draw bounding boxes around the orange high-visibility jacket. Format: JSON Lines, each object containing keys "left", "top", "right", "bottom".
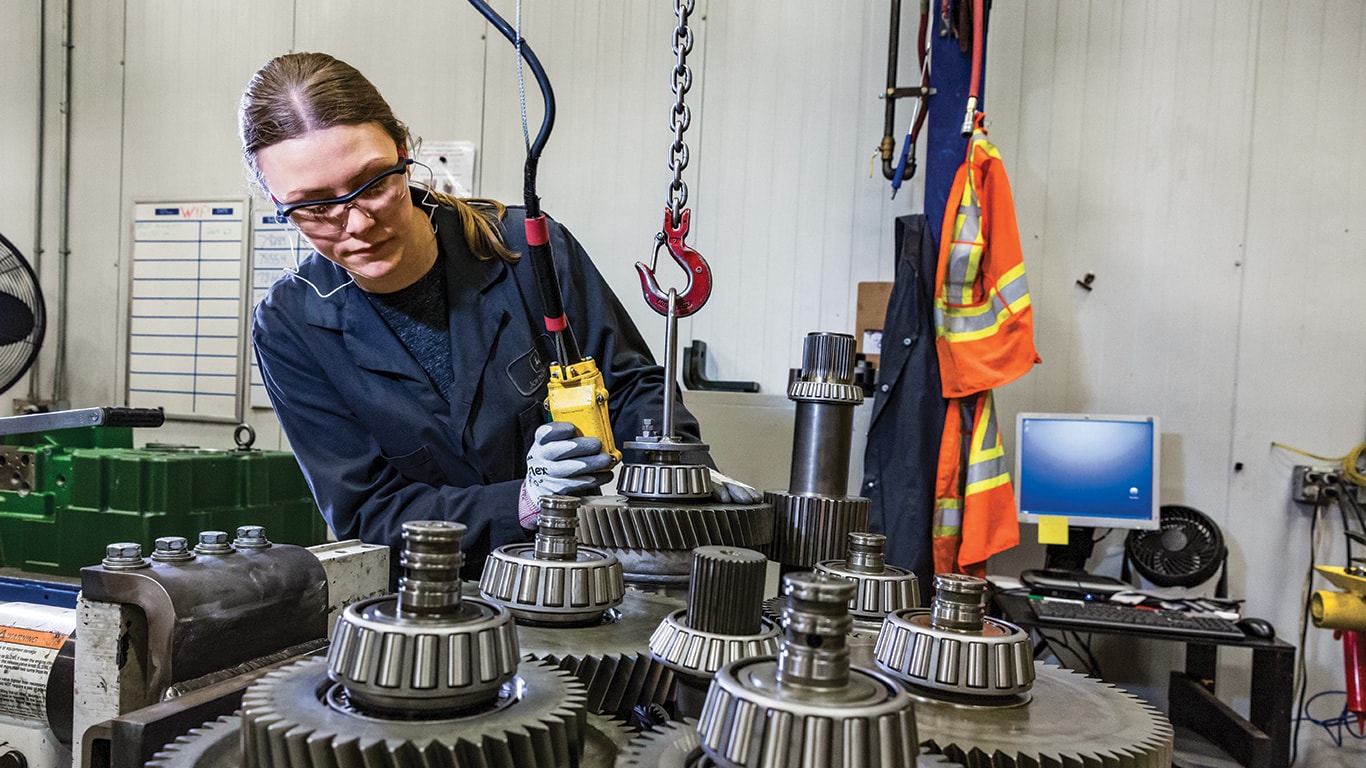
{"left": 934, "top": 114, "right": 1038, "bottom": 398}
{"left": 934, "top": 391, "right": 1018, "bottom": 575}
{"left": 932, "top": 114, "right": 1036, "bottom": 574}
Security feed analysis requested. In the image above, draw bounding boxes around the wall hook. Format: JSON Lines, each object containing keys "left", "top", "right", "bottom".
{"left": 1076, "top": 272, "right": 1096, "bottom": 291}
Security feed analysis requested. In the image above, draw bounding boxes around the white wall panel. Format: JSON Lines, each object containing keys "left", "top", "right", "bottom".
{"left": 0, "top": 1, "right": 42, "bottom": 260}
{"left": 1227, "top": 3, "right": 1366, "bottom": 760}
{"left": 4, "top": 5, "right": 1365, "bottom": 763}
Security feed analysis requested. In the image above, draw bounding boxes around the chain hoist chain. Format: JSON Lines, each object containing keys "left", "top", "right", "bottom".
{"left": 666, "top": 0, "right": 695, "bottom": 228}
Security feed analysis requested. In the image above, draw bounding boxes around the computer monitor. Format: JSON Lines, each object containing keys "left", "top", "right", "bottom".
{"left": 1015, "top": 413, "right": 1160, "bottom": 572}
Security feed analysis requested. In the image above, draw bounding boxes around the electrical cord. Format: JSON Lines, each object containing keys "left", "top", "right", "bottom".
{"left": 1272, "top": 440, "right": 1366, "bottom": 487}
{"left": 1297, "top": 690, "right": 1366, "bottom": 746}
{"left": 1291, "top": 504, "right": 1327, "bottom": 765}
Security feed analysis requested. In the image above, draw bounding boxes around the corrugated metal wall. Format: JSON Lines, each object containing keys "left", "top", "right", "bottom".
{"left": 1, "top": 3, "right": 1363, "bottom": 762}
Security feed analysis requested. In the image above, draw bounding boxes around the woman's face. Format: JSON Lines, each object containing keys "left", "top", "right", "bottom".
{"left": 256, "top": 122, "right": 432, "bottom": 293}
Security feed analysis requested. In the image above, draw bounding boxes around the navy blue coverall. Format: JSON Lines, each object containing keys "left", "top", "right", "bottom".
{"left": 252, "top": 196, "right": 701, "bottom": 575}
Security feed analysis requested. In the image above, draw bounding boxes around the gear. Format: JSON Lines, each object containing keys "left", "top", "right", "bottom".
{"left": 239, "top": 656, "right": 588, "bottom": 768}
{"left": 146, "top": 711, "right": 630, "bottom": 768}
{"left": 616, "top": 718, "right": 702, "bottom": 767}
{"left": 915, "top": 663, "right": 1174, "bottom": 768}
{"left": 145, "top": 715, "right": 242, "bottom": 768}
{"left": 765, "top": 492, "right": 870, "bottom": 568}
{"left": 577, "top": 496, "right": 774, "bottom": 551}
{"left": 514, "top": 588, "right": 685, "bottom": 721}
{"left": 615, "top": 720, "right": 964, "bottom": 768}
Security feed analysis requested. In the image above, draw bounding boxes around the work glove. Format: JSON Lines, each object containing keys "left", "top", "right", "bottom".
{"left": 519, "top": 421, "right": 615, "bottom": 528}
{"left": 709, "top": 468, "right": 763, "bottom": 504}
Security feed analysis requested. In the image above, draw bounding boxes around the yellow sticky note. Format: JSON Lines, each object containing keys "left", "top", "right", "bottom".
{"left": 1038, "top": 516, "right": 1070, "bottom": 545}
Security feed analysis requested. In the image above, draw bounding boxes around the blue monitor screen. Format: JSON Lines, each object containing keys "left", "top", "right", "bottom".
{"left": 1015, "top": 414, "right": 1160, "bottom": 530}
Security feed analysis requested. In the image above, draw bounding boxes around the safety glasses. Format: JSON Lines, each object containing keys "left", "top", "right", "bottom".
{"left": 273, "top": 158, "right": 413, "bottom": 235}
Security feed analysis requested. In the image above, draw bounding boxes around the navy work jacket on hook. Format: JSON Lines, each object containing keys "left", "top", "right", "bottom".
{"left": 252, "top": 194, "right": 703, "bottom": 577}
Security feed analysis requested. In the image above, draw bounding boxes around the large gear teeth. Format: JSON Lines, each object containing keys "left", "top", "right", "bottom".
{"left": 915, "top": 663, "right": 1175, "bottom": 768}
{"left": 763, "top": 492, "right": 870, "bottom": 568}
{"left": 615, "top": 718, "right": 702, "bottom": 768}
{"left": 146, "top": 715, "right": 242, "bottom": 768}
{"left": 511, "top": 588, "right": 684, "bottom": 721}
{"left": 577, "top": 497, "right": 774, "bottom": 551}
{"left": 535, "top": 650, "right": 676, "bottom": 723}
{"left": 240, "top": 656, "right": 589, "bottom": 768}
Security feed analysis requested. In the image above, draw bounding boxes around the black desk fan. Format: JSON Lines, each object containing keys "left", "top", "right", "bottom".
{"left": 1124, "top": 504, "right": 1229, "bottom": 597}
{"left": 0, "top": 231, "right": 45, "bottom": 396}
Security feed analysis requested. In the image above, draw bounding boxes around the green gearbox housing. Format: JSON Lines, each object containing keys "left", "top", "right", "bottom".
{"left": 0, "top": 426, "right": 330, "bottom": 576}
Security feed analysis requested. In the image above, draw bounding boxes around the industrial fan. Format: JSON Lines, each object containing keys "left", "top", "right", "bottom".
{"left": 1124, "top": 504, "right": 1228, "bottom": 595}
{"left": 0, "top": 231, "right": 45, "bottom": 395}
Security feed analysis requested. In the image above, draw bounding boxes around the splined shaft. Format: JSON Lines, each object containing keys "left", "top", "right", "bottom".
{"left": 766, "top": 332, "right": 870, "bottom": 570}
{"left": 687, "top": 546, "right": 767, "bottom": 636}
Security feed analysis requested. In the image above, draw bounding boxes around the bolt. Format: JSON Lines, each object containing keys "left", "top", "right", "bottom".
{"left": 106, "top": 542, "right": 141, "bottom": 559}
{"left": 194, "top": 530, "right": 233, "bottom": 555}
{"left": 102, "top": 542, "right": 148, "bottom": 570}
{"left": 234, "top": 525, "right": 271, "bottom": 550}
{"left": 152, "top": 536, "right": 194, "bottom": 563}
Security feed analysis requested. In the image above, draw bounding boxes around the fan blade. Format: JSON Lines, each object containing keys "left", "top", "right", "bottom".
{"left": 0, "top": 291, "right": 35, "bottom": 344}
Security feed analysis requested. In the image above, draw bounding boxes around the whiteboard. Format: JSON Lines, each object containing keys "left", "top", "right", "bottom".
{"left": 127, "top": 200, "right": 248, "bottom": 422}
{"left": 249, "top": 211, "right": 297, "bottom": 409}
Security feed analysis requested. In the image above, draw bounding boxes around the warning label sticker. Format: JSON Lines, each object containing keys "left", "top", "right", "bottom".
{"left": 0, "top": 606, "right": 75, "bottom": 723}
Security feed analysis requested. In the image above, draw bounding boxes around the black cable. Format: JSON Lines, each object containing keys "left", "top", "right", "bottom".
{"left": 464, "top": 0, "right": 581, "bottom": 364}
{"left": 1291, "top": 507, "right": 1321, "bottom": 766}
{"left": 464, "top": 0, "right": 554, "bottom": 214}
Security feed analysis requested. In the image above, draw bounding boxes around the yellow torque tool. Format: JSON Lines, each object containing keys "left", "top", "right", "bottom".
{"left": 547, "top": 357, "right": 620, "bottom": 464}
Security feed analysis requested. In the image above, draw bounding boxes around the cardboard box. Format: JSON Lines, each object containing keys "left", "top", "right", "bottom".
{"left": 856, "top": 281, "right": 895, "bottom": 364}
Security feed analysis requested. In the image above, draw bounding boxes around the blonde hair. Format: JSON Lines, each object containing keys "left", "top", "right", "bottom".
{"left": 239, "top": 52, "right": 518, "bottom": 264}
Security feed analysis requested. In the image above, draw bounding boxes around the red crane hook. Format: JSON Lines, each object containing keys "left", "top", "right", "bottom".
{"left": 635, "top": 208, "right": 712, "bottom": 317}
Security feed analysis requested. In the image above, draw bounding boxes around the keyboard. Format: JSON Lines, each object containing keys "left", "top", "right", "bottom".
{"left": 1029, "top": 599, "right": 1247, "bottom": 640}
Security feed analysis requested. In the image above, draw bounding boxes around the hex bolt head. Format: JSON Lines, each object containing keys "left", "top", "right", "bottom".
{"left": 233, "top": 525, "right": 271, "bottom": 550}
{"left": 152, "top": 536, "right": 194, "bottom": 562}
{"left": 102, "top": 542, "right": 149, "bottom": 570}
{"left": 106, "top": 542, "right": 141, "bottom": 559}
{"left": 194, "top": 530, "right": 233, "bottom": 555}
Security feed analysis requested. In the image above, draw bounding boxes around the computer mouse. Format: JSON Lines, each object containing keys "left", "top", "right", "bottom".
{"left": 1236, "top": 617, "right": 1275, "bottom": 639}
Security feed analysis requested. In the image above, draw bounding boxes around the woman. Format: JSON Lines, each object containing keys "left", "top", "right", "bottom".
{"left": 240, "top": 52, "right": 754, "bottom": 574}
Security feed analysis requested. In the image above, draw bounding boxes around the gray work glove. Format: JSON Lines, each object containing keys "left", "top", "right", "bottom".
{"left": 709, "top": 468, "right": 763, "bottom": 504}
{"left": 519, "top": 422, "right": 615, "bottom": 528}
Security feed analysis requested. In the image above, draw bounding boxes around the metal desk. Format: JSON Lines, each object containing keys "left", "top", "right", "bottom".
{"left": 993, "top": 591, "right": 1295, "bottom": 768}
